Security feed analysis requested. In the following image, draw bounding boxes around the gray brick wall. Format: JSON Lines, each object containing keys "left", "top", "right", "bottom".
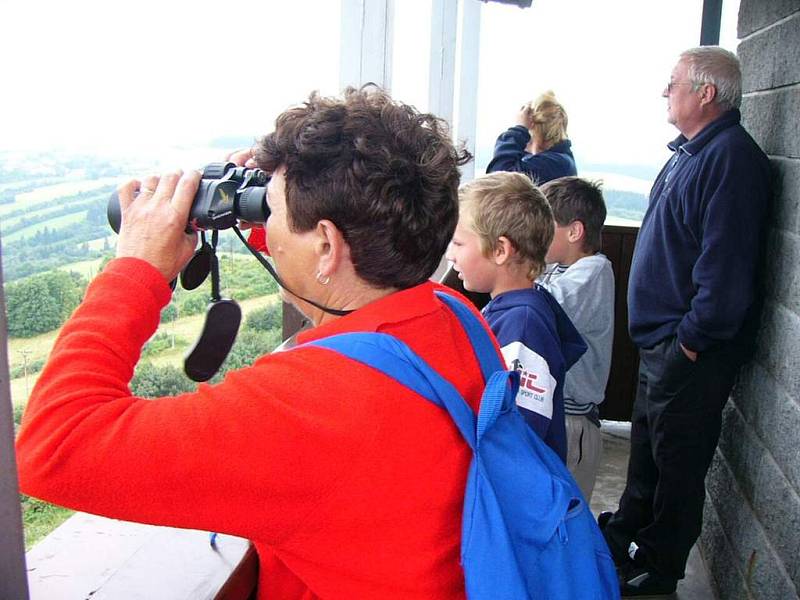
{"left": 699, "top": 3, "right": 800, "bottom": 598}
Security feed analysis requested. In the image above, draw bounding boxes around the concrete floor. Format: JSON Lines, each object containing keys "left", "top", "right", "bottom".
{"left": 591, "top": 422, "right": 717, "bottom": 600}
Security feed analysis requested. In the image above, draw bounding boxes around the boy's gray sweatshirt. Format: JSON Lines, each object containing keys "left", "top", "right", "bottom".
{"left": 538, "top": 254, "right": 615, "bottom": 416}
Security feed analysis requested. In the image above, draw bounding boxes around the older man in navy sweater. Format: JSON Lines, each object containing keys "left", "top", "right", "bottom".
{"left": 601, "top": 47, "right": 771, "bottom": 597}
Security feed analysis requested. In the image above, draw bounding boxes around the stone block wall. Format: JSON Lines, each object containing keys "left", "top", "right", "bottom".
{"left": 699, "top": 2, "right": 800, "bottom": 598}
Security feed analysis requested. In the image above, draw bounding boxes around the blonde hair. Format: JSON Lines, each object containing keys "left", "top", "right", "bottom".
{"left": 460, "top": 172, "right": 554, "bottom": 280}
{"left": 526, "top": 91, "right": 569, "bottom": 150}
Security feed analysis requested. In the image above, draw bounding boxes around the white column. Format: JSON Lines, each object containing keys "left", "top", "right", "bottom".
{"left": 340, "top": 0, "right": 395, "bottom": 90}
{"left": 428, "top": 0, "right": 459, "bottom": 125}
{"left": 456, "top": 0, "right": 481, "bottom": 182}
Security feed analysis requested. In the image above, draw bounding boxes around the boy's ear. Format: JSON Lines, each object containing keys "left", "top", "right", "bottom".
{"left": 567, "top": 220, "right": 585, "bottom": 244}
{"left": 493, "top": 236, "right": 516, "bottom": 265}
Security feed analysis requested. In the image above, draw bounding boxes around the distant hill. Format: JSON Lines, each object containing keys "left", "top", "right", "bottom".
{"left": 0, "top": 185, "right": 113, "bottom": 281}
{"left": 603, "top": 188, "right": 648, "bottom": 222}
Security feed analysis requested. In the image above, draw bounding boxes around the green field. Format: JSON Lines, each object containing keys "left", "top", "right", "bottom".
{"left": 0, "top": 178, "right": 120, "bottom": 217}
{"left": 4, "top": 210, "right": 89, "bottom": 243}
{"left": 56, "top": 257, "right": 107, "bottom": 279}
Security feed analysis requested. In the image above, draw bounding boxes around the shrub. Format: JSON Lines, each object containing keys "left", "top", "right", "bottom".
{"left": 245, "top": 303, "right": 282, "bottom": 333}
{"left": 179, "top": 293, "right": 208, "bottom": 316}
{"left": 160, "top": 303, "right": 178, "bottom": 323}
{"left": 5, "top": 271, "right": 85, "bottom": 337}
{"left": 131, "top": 362, "right": 197, "bottom": 398}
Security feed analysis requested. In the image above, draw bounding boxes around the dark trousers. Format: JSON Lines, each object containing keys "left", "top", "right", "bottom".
{"left": 604, "top": 335, "right": 744, "bottom": 579}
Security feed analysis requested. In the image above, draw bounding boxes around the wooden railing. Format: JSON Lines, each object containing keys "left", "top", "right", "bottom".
{"left": 599, "top": 221, "right": 641, "bottom": 421}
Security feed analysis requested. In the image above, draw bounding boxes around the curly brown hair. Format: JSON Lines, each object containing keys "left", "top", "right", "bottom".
{"left": 254, "top": 86, "right": 472, "bottom": 289}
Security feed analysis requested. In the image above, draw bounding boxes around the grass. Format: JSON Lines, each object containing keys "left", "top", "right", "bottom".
{"left": 57, "top": 256, "right": 107, "bottom": 279}
{"left": 20, "top": 496, "right": 73, "bottom": 550}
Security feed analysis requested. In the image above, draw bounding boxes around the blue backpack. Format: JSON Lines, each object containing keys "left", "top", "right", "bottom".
{"left": 308, "top": 291, "right": 619, "bottom": 599}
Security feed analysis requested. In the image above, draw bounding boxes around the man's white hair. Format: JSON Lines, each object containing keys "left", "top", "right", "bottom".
{"left": 680, "top": 46, "right": 742, "bottom": 110}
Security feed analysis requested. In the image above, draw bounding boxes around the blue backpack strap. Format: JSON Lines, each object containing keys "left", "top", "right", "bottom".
{"left": 434, "top": 291, "right": 517, "bottom": 442}
{"left": 434, "top": 291, "right": 504, "bottom": 380}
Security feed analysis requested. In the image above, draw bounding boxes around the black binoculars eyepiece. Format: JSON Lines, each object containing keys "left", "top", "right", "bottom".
{"left": 107, "top": 162, "right": 270, "bottom": 233}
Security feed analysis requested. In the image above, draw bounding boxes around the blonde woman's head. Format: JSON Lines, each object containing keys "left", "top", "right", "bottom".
{"left": 525, "top": 91, "right": 569, "bottom": 151}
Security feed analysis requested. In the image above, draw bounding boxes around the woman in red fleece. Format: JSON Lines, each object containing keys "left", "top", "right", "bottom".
{"left": 16, "top": 87, "right": 491, "bottom": 599}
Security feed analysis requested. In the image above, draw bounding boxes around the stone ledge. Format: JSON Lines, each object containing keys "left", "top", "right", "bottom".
{"left": 25, "top": 512, "right": 257, "bottom": 599}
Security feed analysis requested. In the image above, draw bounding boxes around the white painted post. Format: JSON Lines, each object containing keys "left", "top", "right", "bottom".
{"left": 428, "top": 0, "right": 459, "bottom": 125}
{"left": 456, "top": 0, "right": 481, "bottom": 182}
{"left": 340, "top": 0, "right": 395, "bottom": 90}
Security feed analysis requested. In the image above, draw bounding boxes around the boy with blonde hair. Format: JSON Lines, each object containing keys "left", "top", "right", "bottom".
{"left": 446, "top": 171, "right": 586, "bottom": 461}
{"left": 538, "top": 176, "right": 615, "bottom": 502}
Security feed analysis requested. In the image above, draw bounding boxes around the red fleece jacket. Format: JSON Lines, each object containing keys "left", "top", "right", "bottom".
{"left": 16, "top": 258, "right": 495, "bottom": 600}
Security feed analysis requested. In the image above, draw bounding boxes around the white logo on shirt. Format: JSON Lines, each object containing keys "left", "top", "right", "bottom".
{"left": 501, "top": 342, "right": 556, "bottom": 420}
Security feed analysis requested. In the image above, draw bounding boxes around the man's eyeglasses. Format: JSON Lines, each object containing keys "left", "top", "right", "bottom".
{"left": 665, "top": 81, "right": 697, "bottom": 93}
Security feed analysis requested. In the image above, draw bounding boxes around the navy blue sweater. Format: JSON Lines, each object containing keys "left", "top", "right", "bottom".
{"left": 486, "top": 125, "right": 577, "bottom": 184}
{"left": 628, "top": 109, "right": 771, "bottom": 351}
{"left": 482, "top": 287, "right": 586, "bottom": 462}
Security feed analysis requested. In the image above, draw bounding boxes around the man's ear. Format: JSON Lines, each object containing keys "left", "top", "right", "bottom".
{"left": 699, "top": 83, "right": 718, "bottom": 107}
{"left": 314, "top": 220, "right": 349, "bottom": 278}
{"left": 567, "top": 220, "right": 585, "bottom": 244}
{"left": 494, "top": 236, "right": 516, "bottom": 265}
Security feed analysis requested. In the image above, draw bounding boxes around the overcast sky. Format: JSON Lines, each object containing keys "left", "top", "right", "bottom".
{"left": 0, "top": 0, "right": 740, "bottom": 173}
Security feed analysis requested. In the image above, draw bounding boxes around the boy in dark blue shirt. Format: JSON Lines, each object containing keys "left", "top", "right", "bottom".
{"left": 446, "top": 171, "right": 586, "bottom": 461}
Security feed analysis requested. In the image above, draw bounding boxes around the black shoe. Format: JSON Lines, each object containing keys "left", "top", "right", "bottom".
{"left": 620, "top": 566, "right": 677, "bottom": 597}
{"left": 597, "top": 511, "right": 613, "bottom": 531}
{"left": 596, "top": 512, "right": 630, "bottom": 569}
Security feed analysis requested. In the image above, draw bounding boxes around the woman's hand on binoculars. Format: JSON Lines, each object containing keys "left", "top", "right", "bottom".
{"left": 225, "top": 148, "right": 259, "bottom": 231}
{"left": 226, "top": 147, "right": 258, "bottom": 169}
{"left": 115, "top": 170, "right": 201, "bottom": 283}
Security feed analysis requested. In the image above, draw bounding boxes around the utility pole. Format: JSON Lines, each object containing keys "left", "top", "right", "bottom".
{"left": 171, "top": 304, "right": 179, "bottom": 349}
{"left": 17, "top": 349, "right": 31, "bottom": 398}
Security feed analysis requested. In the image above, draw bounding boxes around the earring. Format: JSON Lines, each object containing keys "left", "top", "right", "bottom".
{"left": 316, "top": 271, "right": 331, "bottom": 285}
